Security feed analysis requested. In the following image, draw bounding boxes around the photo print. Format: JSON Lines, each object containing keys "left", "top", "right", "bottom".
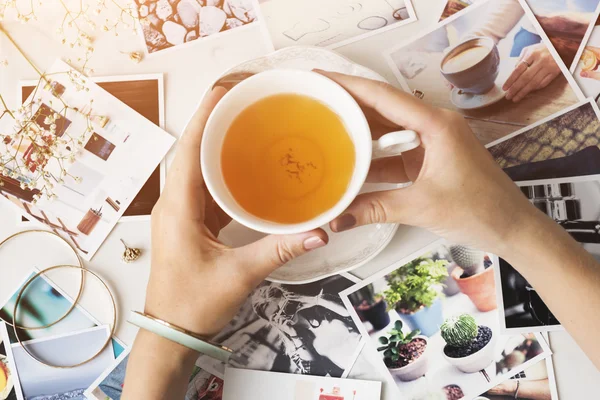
{"left": 196, "top": 275, "right": 364, "bottom": 379}
{"left": 19, "top": 74, "right": 166, "bottom": 222}
{"left": 253, "top": 0, "right": 417, "bottom": 50}
{"left": 340, "top": 240, "right": 551, "bottom": 400}
{"left": 494, "top": 174, "right": 600, "bottom": 333}
{"left": 574, "top": 12, "right": 600, "bottom": 101}
{"left": 0, "top": 324, "right": 17, "bottom": 400}
{"left": 0, "top": 60, "right": 175, "bottom": 259}
{"left": 85, "top": 350, "right": 225, "bottom": 400}
{"left": 0, "top": 326, "right": 115, "bottom": 400}
{"left": 439, "top": 0, "right": 600, "bottom": 70}
{"left": 222, "top": 367, "right": 381, "bottom": 400}
{"left": 481, "top": 356, "right": 558, "bottom": 400}
{"left": 134, "top": 0, "right": 257, "bottom": 54}
{"left": 0, "top": 270, "right": 126, "bottom": 359}
{"left": 384, "top": 0, "right": 583, "bottom": 146}
{"left": 487, "top": 99, "right": 600, "bottom": 187}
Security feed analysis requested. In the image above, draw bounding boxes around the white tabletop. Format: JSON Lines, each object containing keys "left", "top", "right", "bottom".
{"left": 0, "top": 0, "right": 598, "bottom": 398}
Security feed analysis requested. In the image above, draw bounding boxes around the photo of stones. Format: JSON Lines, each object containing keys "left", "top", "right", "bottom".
{"left": 340, "top": 240, "right": 551, "bottom": 400}
{"left": 135, "top": 0, "right": 256, "bottom": 54}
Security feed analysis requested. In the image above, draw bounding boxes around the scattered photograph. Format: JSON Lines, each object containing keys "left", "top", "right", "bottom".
{"left": 222, "top": 367, "right": 381, "bottom": 400}
{"left": 0, "top": 324, "right": 17, "bottom": 400}
{"left": 196, "top": 275, "right": 363, "bottom": 379}
{"left": 574, "top": 13, "right": 600, "bottom": 101}
{"left": 186, "top": 366, "right": 225, "bottom": 400}
{"left": 254, "top": 0, "right": 417, "bottom": 50}
{"left": 340, "top": 240, "right": 551, "bottom": 400}
{"left": 1, "top": 326, "right": 115, "bottom": 400}
{"left": 0, "top": 60, "right": 175, "bottom": 259}
{"left": 481, "top": 356, "right": 558, "bottom": 399}
{"left": 494, "top": 174, "right": 600, "bottom": 333}
{"left": 487, "top": 99, "right": 600, "bottom": 183}
{"left": 85, "top": 351, "right": 223, "bottom": 400}
{"left": 20, "top": 74, "right": 167, "bottom": 221}
{"left": 84, "top": 350, "right": 130, "bottom": 400}
{"left": 0, "top": 270, "right": 126, "bottom": 358}
{"left": 135, "top": 0, "right": 257, "bottom": 54}
{"left": 384, "top": 0, "right": 583, "bottom": 146}
{"left": 439, "top": 0, "right": 600, "bottom": 69}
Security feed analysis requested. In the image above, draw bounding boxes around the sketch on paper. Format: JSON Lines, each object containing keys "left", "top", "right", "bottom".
{"left": 256, "top": 0, "right": 417, "bottom": 50}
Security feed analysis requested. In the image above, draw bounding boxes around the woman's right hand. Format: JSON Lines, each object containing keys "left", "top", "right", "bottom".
{"left": 317, "top": 71, "right": 539, "bottom": 256}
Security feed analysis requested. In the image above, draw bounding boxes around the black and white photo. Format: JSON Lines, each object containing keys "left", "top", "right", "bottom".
{"left": 196, "top": 275, "right": 364, "bottom": 378}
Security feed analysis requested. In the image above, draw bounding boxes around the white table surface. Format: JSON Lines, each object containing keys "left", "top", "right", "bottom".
{"left": 0, "top": 0, "right": 598, "bottom": 398}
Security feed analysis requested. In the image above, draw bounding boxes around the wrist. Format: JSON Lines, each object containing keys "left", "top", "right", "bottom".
{"left": 136, "top": 328, "right": 198, "bottom": 364}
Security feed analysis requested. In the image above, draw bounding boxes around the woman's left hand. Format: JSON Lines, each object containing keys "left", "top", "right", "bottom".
{"left": 146, "top": 87, "right": 329, "bottom": 338}
{"left": 503, "top": 43, "right": 561, "bottom": 102}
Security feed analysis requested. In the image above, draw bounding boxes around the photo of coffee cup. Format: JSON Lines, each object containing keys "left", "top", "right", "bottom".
{"left": 201, "top": 69, "right": 421, "bottom": 235}
{"left": 441, "top": 36, "right": 500, "bottom": 95}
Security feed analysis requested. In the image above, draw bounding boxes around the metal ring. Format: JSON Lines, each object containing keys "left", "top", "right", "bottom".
{"left": 520, "top": 59, "right": 532, "bottom": 68}
{"left": 11, "top": 264, "right": 116, "bottom": 369}
{"left": 0, "top": 230, "right": 85, "bottom": 331}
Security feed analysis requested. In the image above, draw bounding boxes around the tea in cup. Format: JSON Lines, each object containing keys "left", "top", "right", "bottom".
{"left": 201, "top": 70, "right": 421, "bottom": 234}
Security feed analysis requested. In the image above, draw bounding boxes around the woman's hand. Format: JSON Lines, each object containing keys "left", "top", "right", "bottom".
{"left": 145, "top": 87, "right": 329, "bottom": 338}
{"left": 318, "top": 71, "right": 536, "bottom": 257}
{"left": 123, "top": 87, "right": 329, "bottom": 399}
{"left": 503, "top": 43, "right": 561, "bottom": 102}
{"left": 321, "top": 72, "right": 600, "bottom": 371}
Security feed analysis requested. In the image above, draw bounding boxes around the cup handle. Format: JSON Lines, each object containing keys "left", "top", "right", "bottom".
{"left": 372, "top": 130, "right": 421, "bottom": 160}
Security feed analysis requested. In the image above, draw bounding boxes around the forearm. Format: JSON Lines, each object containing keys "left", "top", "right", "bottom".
{"left": 466, "top": 0, "right": 524, "bottom": 43}
{"left": 501, "top": 211, "right": 600, "bottom": 369}
{"left": 122, "top": 330, "right": 197, "bottom": 399}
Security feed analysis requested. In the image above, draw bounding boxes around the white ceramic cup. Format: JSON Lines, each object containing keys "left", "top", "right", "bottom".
{"left": 201, "top": 69, "right": 421, "bottom": 235}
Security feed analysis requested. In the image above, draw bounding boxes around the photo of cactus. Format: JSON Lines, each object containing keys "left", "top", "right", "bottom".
{"left": 340, "top": 240, "right": 552, "bottom": 400}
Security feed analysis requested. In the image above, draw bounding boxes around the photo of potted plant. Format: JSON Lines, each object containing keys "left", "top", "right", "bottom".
{"left": 449, "top": 245, "right": 497, "bottom": 312}
{"left": 382, "top": 257, "right": 448, "bottom": 336}
{"left": 377, "top": 320, "right": 429, "bottom": 382}
{"left": 348, "top": 284, "right": 390, "bottom": 331}
{"left": 441, "top": 314, "right": 496, "bottom": 373}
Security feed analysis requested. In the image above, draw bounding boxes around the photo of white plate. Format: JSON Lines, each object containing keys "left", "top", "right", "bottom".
{"left": 207, "top": 46, "right": 400, "bottom": 284}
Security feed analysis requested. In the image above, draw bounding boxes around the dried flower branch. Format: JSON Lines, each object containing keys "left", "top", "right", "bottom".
{"left": 0, "top": 0, "right": 142, "bottom": 73}
{"left": 0, "top": 24, "right": 103, "bottom": 203}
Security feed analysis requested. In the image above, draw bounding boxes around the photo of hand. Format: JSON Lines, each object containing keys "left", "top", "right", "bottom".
{"left": 386, "top": 0, "right": 581, "bottom": 145}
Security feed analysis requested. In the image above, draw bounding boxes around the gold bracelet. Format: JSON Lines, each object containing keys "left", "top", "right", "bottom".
{"left": 0, "top": 230, "right": 85, "bottom": 331}
{"left": 12, "top": 264, "right": 117, "bottom": 369}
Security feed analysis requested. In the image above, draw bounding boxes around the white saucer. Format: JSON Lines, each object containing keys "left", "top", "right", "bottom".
{"left": 206, "top": 46, "right": 400, "bottom": 285}
{"left": 450, "top": 83, "right": 506, "bottom": 110}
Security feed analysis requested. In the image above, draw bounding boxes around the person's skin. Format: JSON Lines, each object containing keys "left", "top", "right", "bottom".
{"left": 503, "top": 43, "right": 562, "bottom": 102}
{"left": 486, "top": 379, "right": 551, "bottom": 400}
{"left": 122, "top": 73, "right": 600, "bottom": 399}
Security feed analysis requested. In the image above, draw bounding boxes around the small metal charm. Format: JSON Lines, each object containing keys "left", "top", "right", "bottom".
{"left": 412, "top": 89, "right": 425, "bottom": 100}
{"left": 120, "top": 239, "right": 142, "bottom": 263}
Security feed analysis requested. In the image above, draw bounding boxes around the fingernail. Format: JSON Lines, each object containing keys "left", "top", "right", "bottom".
{"left": 303, "top": 236, "right": 326, "bottom": 250}
{"left": 505, "top": 93, "right": 512, "bottom": 100}
{"left": 332, "top": 214, "right": 357, "bottom": 233}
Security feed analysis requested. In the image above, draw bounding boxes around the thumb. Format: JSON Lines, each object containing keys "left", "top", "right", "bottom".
{"left": 330, "top": 187, "right": 417, "bottom": 232}
{"left": 235, "top": 229, "right": 329, "bottom": 281}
